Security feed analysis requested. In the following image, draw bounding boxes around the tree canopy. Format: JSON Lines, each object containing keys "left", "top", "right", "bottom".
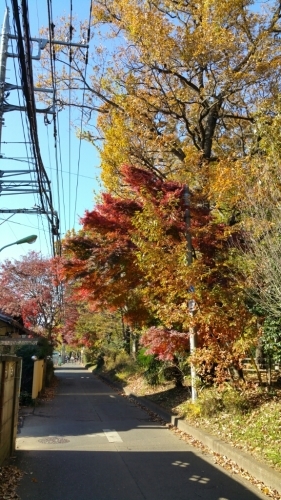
{"left": 0, "top": 251, "right": 62, "bottom": 340}
{"left": 39, "top": 1, "right": 281, "bottom": 191}
{"left": 34, "top": 0, "right": 281, "bottom": 381}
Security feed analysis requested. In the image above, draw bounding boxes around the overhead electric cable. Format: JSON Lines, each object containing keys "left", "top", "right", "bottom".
{"left": 9, "top": 25, "right": 35, "bottom": 174}
{"left": 0, "top": 213, "right": 15, "bottom": 225}
{"left": 55, "top": 116, "right": 67, "bottom": 236}
{"left": 25, "top": 0, "right": 59, "bottom": 250}
{"left": 73, "top": 0, "right": 93, "bottom": 228}
{"left": 68, "top": 0, "right": 73, "bottom": 230}
{"left": 0, "top": 216, "right": 51, "bottom": 234}
{"left": 11, "top": 0, "right": 60, "bottom": 255}
{"left": 21, "top": 0, "right": 56, "bottom": 221}
{"left": 46, "top": 0, "right": 64, "bottom": 250}
{"left": 2, "top": 12, "right": 45, "bottom": 248}
{"left": 7, "top": 220, "right": 17, "bottom": 238}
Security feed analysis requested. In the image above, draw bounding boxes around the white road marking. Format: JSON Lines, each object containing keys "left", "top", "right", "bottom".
{"left": 103, "top": 429, "right": 123, "bottom": 442}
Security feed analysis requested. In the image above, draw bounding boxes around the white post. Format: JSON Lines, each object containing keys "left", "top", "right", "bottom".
{"left": 184, "top": 185, "right": 197, "bottom": 402}
{"left": 189, "top": 326, "right": 197, "bottom": 402}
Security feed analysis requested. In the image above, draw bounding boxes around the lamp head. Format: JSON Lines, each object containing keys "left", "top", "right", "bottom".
{"left": 16, "top": 235, "right": 37, "bottom": 245}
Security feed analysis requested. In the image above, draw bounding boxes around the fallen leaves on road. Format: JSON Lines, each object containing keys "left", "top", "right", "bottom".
{"left": 37, "top": 376, "right": 59, "bottom": 403}
{"left": 0, "top": 465, "right": 23, "bottom": 500}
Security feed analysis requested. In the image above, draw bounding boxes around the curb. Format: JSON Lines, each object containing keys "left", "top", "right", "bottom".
{"left": 123, "top": 388, "right": 281, "bottom": 496}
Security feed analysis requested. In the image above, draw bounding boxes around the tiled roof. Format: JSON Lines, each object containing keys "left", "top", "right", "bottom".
{"left": 0, "top": 311, "right": 35, "bottom": 336}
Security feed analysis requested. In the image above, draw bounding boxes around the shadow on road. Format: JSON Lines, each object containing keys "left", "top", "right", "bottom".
{"left": 16, "top": 449, "right": 265, "bottom": 500}
{"left": 15, "top": 367, "right": 268, "bottom": 500}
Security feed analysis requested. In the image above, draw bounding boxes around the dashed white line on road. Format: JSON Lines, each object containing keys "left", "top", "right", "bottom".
{"left": 103, "top": 429, "right": 123, "bottom": 442}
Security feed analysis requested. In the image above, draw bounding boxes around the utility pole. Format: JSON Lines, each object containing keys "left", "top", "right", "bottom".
{"left": 0, "top": 8, "right": 9, "bottom": 150}
{"left": 0, "top": 7, "right": 88, "bottom": 255}
{"left": 183, "top": 185, "right": 197, "bottom": 402}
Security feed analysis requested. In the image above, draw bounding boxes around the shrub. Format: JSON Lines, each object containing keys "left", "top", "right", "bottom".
{"left": 198, "top": 388, "right": 224, "bottom": 417}
{"left": 19, "top": 391, "right": 34, "bottom": 406}
{"left": 104, "top": 350, "right": 132, "bottom": 371}
{"left": 195, "top": 386, "right": 250, "bottom": 418}
{"left": 45, "top": 358, "right": 54, "bottom": 387}
{"left": 96, "top": 353, "right": 105, "bottom": 369}
{"left": 179, "top": 400, "right": 201, "bottom": 419}
{"left": 163, "top": 365, "right": 184, "bottom": 387}
{"left": 137, "top": 349, "right": 164, "bottom": 386}
{"left": 16, "top": 345, "right": 39, "bottom": 394}
{"left": 16, "top": 340, "right": 53, "bottom": 394}
{"left": 221, "top": 386, "right": 250, "bottom": 413}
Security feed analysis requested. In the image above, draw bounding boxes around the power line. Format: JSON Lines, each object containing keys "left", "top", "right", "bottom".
{"left": 1, "top": 1, "right": 89, "bottom": 255}
{"left": 55, "top": 116, "right": 67, "bottom": 236}
{"left": 0, "top": 213, "right": 14, "bottom": 225}
{"left": 1, "top": 11, "right": 53, "bottom": 254}
{"left": 10, "top": 0, "right": 60, "bottom": 254}
{"left": 0, "top": 216, "right": 51, "bottom": 232}
{"left": 69, "top": 0, "right": 73, "bottom": 230}
{"left": 73, "top": 0, "right": 93, "bottom": 228}
{"left": 46, "top": 0, "right": 65, "bottom": 252}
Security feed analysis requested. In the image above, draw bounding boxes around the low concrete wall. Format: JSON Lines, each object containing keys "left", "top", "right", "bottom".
{"left": 0, "top": 355, "right": 22, "bottom": 465}
{"left": 32, "top": 359, "right": 45, "bottom": 400}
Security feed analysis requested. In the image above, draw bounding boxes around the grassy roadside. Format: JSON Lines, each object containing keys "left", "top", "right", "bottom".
{"left": 94, "top": 359, "right": 281, "bottom": 474}
{"left": 147, "top": 382, "right": 281, "bottom": 473}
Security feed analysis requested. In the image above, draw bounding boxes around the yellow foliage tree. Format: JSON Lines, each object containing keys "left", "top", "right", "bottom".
{"left": 38, "top": 1, "right": 281, "bottom": 202}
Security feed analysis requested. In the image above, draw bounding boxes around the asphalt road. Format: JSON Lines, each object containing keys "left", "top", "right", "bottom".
{"left": 15, "top": 364, "right": 269, "bottom": 500}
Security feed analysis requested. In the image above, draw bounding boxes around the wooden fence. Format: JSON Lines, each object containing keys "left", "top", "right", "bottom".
{"left": 0, "top": 355, "right": 22, "bottom": 465}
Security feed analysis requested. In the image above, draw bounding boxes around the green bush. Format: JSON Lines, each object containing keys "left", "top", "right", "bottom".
{"left": 137, "top": 349, "right": 164, "bottom": 386}
{"left": 137, "top": 349, "right": 155, "bottom": 368}
{"left": 163, "top": 365, "right": 184, "bottom": 387}
{"left": 16, "top": 339, "right": 53, "bottom": 394}
{"left": 19, "top": 391, "right": 34, "bottom": 406}
{"left": 198, "top": 388, "right": 224, "bottom": 417}
{"left": 196, "top": 386, "right": 250, "bottom": 418}
{"left": 221, "top": 386, "right": 250, "bottom": 413}
{"left": 16, "top": 345, "right": 39, "bottom": 394}
{"left": 104, "top": 350, "right": 131, "bottom": 371}
{"left": 45, "top": 357, "right": 54, "bottom": 387}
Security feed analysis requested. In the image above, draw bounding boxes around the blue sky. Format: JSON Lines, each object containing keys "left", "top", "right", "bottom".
{"left": 0, "top": 0, "right": 101, "bottom": 262}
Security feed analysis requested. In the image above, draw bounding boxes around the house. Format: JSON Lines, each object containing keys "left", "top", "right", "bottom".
{"left": 0, "top": 311, "right": 38, "bottom": 354}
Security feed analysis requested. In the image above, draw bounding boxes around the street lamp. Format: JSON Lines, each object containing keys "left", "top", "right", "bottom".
{"left": 0, "top": 234, "right": 38, "bottom": 253}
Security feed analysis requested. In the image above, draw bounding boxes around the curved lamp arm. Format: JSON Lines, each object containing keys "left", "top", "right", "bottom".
{"left": 0, "top": 234, "right": 37, "bottom": 253}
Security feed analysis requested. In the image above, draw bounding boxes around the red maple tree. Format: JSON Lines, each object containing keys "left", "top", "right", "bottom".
{"left": 62, "top": 165, "right": 250, "bottom": 381}
{"left": 0, "top": 251, "right": 62, "bottom": 339}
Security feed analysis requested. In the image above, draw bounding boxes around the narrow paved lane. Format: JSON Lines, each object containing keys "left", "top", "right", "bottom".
{"left": 16, "top": 365, "right": 268, "bottom": 500}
